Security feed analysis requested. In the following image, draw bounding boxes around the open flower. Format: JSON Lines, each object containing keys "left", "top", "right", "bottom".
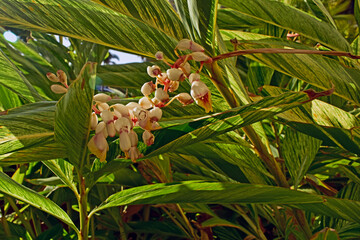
{"left": 190, "top": 76, "right": 213, "bottom": 113}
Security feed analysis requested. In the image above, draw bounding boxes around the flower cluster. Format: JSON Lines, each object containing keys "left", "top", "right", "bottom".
{"left": 46, "top": 39, "right": 214, "bottom": 163}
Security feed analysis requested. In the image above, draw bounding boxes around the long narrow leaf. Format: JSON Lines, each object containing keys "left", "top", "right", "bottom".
{"left": 0, "top": 171, "right": 78, "bottom": 233}
{"left": 54, "top": 63, "right": 96, "bottom": 167}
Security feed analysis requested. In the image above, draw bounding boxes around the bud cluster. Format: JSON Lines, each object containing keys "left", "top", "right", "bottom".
{"left": 46, "top": 70, "right": 69, "bottom": 94}
{"left": 87, "top": 93, "right": 159, "bottom": 162}
{"left": 149, "top": 38, "right": 213, "bottom": 113}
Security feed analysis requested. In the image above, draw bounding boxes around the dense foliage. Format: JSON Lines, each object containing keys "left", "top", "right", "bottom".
{"left": 0, "top": 0, "right": 360, "bottom": 239}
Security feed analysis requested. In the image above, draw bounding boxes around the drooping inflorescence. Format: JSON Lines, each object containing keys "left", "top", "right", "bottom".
{"left": 46, "top": 39, "right": 214, "bottom": 163}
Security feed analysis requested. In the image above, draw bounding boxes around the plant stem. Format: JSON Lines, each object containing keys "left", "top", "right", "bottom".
{"left": 1, "top": 205, "right": 11, "bottom": 237}
{"left": 212, "top": 48, "right": 360, "bottom": 62}
{"left": 78, "top": 174, "right": 89, "bottom": 240}
{"left": 118, "top": 206, "right": 127, "bottom": 240}
{"left": 161, "top": 207, "right": 192, "bottom": 239}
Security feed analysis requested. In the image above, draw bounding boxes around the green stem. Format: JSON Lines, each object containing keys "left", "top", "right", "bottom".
{"left": 6, "top": 197, "right": 35, "bottom": 239}
{"left": 161, "top": 207, "right": 192, "bottom": 239}
{"left": 118, "top": 206, "right": 127, "bottom": 240}
{"left": 293, "top": 209, "right": 312, "bottom": 239}
{"left": 1, "top": 205, "right": 11, "bottom": 237}
{"left": 176, "top": 204, "right": 198, "bottom": 240}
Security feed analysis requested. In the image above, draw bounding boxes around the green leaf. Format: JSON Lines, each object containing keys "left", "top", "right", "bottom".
{"left": 261, "top": 86, "right": 360, "bottom": 155}
{"left": 0, "top": 102, "right": 56, "bottom": 156}
{"left": 282, "top": 128, "right": 322, "bottom": 189}
{"left": 144, "top": 91, "right": 311, "bottom": 158}
{"left": 0, "top": 0, "right": 178, "bottom": 59}
{"left": 305, "top": 0, "right": 336, "bottom": 28}
{"left": 0, "top": 84, "right": 22, "bottom": 110}
{"left": 54, "top": 62, "right": 96, "bottom": 167}
{"left": 220, "top": 31, "right": 360, "bottom": 104}
{"left": 311, "top": 228, "right": 340, "bottom": 240}
{"left": 219, "top": 0, "right": 350, "bottom": 51}
{"left": 90, "top": 0, "right": 187, "bottom": 40}
{"left": 217, "top": 8, "right": 263, "bottom": 30}
{"left": 0, "top": 171, "right": 78, "bottom": 233}
{"left": 0, "top": 48, "right": 41, "bottom": 103}
{"left": 91, "top": 181, "right": 360, "bottom": 223}
{"left": 0, "top": 143, "right": 66, "bottom": 165}
{"left": 43, "top": 159, "right": 77, "bottom": 194}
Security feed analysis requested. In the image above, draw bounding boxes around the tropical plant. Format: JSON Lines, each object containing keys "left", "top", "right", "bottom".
{"left": 0, "top": 0, "right": 360, "bottom": 239}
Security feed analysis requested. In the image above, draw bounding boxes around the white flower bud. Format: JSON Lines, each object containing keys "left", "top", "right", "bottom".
{"left": 46, "top": 72, "right": 60, "bottom": 82}
{"left": 126, "top": 102, "right": 141, "bottom": 111}
{"left": 129, "top": 146, "right": 140, "bottom": 162}
{"left": 168, "top": 81, "right": 179, "bottom": 92}
{"left": 107, "top": 122, "right": 116, "bottom": 137}
{"left": 94, "top": 93, "right": 111, "bottom": 103}
{"left": 95, "top": 121, "right": 106, "bottom": 135}
{"left": 166, "top": 68, "right": 184, "bottom": 81}
{"left": 189, "top": 73, "right": 201, "bottom": 84}
{"left": 141, "top": 81, "right": 156, "bottom": 96}
{"left": 152, "top": 97, "right": 161, "bottom": 106}
{"left": 155, "top": 51, "right": 164, "bottom": 60}
{"left": 51, "top": 84, "right": 68, "bottom": 94}
{"left": 142, "top": 130, "right": 155, "bottom": 146}
{"left": 182, "top": 62, "right": 191, "bottom": 75}
{"left": 191, "top": 80, "right": 210, "bottom": 99}
{"left": 128, "top": 130, "right": 138, "bottom": 147}
{"left": 112, "top": 104, "right": 129, "bottom": 117}
{"left": 113, "top": 110, "right": 122, "bottom": 119}
{"left": 151, "top": 121, "right": 160, "bottom": 130}
{"left": 191, "top": 52, "right": 211, "bottom": 62}
{"left": 90, "top": 112, "right": 98, "bottom": 130}
{"left": 149, "top": 107, "right": 162, "bottom": 121}
{"left": 94, "top": 134, "right": 108, "bottom": 151}
{"left": 97, "top": 102, "right": 110, "bottom": 112}
{"left": 57, "top": 70, "right": 68, "bottom": 86}
{"left": 119, "top": 132, "right": 131, "bottom": 152}
{"left": 176, "top": 39, "right": 204, "bottom": 52}
{"left": 139, "top": 97, "right": 153, "bottom": 109}
{"left": 147, "top": 65, "right": 161, "bottom": 78}
{"left": 100, "top": 109, "right": 114, "bottom": 124}
{"left": 114, "top": 117, "right": 131, "bottom": 133}
{"left": 176, "top": 93, "right": 194, "bottom": 106}
{"left": 155, "top": 88, "right": 169, "bottom": 102}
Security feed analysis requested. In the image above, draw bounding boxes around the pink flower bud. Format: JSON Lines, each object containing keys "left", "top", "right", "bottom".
{"left": 176, "top": 39, "right": 204, "bottom": 52}
{"left": 176, "top": 93, "right": 194, "bottom": 106}
{"left": 166, "top": 68, "right": 184, "bottom": 81}
{"left": 147, "top": 65, "right": 161, "bottom": 78}
{"left": 168, "top": 81, "right": 179, "bottom": 92}
{"left": 112, "top": 104, "right": 130, "bottom": 117}
{"left": 139, "top": 97, "right": 153, "bottom": 109}
{"left": 90, "top": 112, "right": 98, "bottom": 130}
{"left": 155, "top": 88, "right": 169, "bottom": 102}
{"left": 141, "top": 81, "right": 156, "bottom": 96}
{"left": 97, "top": 102, "right": 110, "bottom": 112}
{"left": 149, "top": 107, "right": 162, "bottom": 122}
{"left": 155, "top": 51, "right": 164, "bottom": 60}
{"left": 191, "top": 52, "right": 211, "bottom": 62}
{"left": 57, "top": 70, "right": 68, "bottom": 86}
{"left": 100, "top": 109, "right": 114, "bottom": 124}
{"left": 46, "top": 72, "right": 60, "bottom": 82}
{"left": 51, "top": 84, "right": 68, "bottom": 94}
{"left": 128, "top": 130, "right": 138, "bottom": 147}
{"left": 94, "top": 93, "right": 111, "bottom": 103}
{"left": 189, "top": 73, "right": 201, "bottom": 84}
{"left": 142, "top": 130, "right": 155, "bottom": 146}
{"left": 119, "top": 132, "right": 131, "bottom": 152}
{"left": 114, "top": 117, "right": 131, "bottom": 133}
